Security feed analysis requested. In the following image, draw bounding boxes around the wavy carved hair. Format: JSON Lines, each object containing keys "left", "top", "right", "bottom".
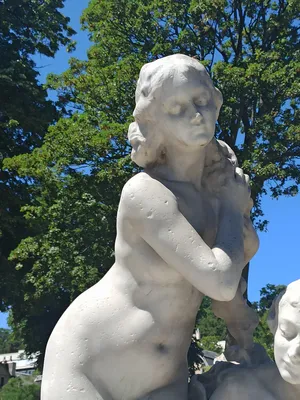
{"left": 128, "top": 54, "right": 237, "bottom": 195}
{"left": 267, "top": 280, "right": 300, "bottom": 335}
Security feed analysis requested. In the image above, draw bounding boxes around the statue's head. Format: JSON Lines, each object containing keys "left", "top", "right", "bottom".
{"left": 268, "top": 280, "right": 300, "bottom": 384}
{"left": 128, "top": 54, "right": 223, "bottom": 168}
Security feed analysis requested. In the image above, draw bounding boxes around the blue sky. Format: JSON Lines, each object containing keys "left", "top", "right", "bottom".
{"left": 0, "top": 0, "right": 299, "bottom": 328}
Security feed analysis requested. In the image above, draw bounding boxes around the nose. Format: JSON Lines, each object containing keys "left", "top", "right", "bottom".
{"left": 288, "top": 340, "right": 300, "bottom": 363}
{"left": 191, "top": 112, "right": 203, "bottom": 126}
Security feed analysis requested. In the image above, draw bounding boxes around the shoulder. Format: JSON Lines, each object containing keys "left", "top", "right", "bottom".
{"left": 121, "top": 172, "right": 176, "bottom": 203}
{"left": 120, "top": 172, "right": 178, "bottom": 218}
{"left": 122, "top": 172, "right": 167, "bottom": 191}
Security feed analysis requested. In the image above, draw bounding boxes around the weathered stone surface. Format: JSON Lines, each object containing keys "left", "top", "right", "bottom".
{"left": 193, "top": 280, "right": 300, "bottom": 400}
{"left": 41, "top": 54, "right": 258, "bottom": 400}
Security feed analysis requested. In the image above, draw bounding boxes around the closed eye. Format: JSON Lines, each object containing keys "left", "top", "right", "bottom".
{"left": 194, "top": 97, "right": 208, "bottom": 107}
{"left": 281, "top": 330, "right": 296, "bottom": 341}
{"left": 280, "top": 324, "right": 297, "bottom": 341}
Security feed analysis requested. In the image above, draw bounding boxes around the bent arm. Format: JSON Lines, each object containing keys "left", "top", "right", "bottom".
{"left": 121, "top": 174, "right": 245, "bottom": 301}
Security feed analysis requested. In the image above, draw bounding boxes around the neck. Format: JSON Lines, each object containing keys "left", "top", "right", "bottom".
{"left": 274, "top": 368, "right": 300, "bottom": 399}
{"left": 291, "top": 383, "right": 300, "bottom": 395}
{"left": 280, "top": 382, "right": 300, "bottom": 400}
{"left": 148, "top": 139, "right": 207, "bottom": 191}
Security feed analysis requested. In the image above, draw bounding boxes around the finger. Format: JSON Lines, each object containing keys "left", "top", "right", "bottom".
{"left": 235, "top": 167, "right": 244, "bottom": 178}
{"left": 234, "top": 167, "right": 244, "bottom": 183}
{"left": 246, "top": 198, "right": 254, "bottom": 212}
{"left": 244, "top": 174, "right": 250, "bottom": 185}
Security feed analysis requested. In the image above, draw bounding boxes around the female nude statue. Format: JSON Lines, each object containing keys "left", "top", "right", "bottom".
{"left": 197, "top": 280, "right": 300, "bottom": 400}
{"left": 41, "top": 54, "right": 259, "bottom": 400}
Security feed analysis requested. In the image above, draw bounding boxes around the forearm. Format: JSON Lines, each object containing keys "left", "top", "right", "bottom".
{"left": 210, "top": 206, "right": 245, "bottom": 300}
{"left": 214, "top": 205, "right": 244, "bottom": 267}
{"left": 166, "top": 207, "right": 245, "bottom": 301}
{"left": 122, "top": 175, "right": 247, "bottom": 302}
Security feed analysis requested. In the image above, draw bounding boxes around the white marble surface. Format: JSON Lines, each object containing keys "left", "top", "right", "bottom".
{"left": 193, "top": 280, "right": 300, "bottom": 400}
{"left": 272, "top": 280, "right": 300, "bottom": 386}
{"left": 41, "top": 54, "right": 258, "bottom": 400}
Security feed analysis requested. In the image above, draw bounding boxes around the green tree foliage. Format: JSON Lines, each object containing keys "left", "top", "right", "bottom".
{"left": 6, "top": 117, "right": 132, "bottom": 363}
{"left": 252, "top": 283, "right": 287, "bottom": 312}
{"left": 190, "top": 284, "right": 285, "bottom": 364}
{"left": 4, "top": 0, "right": 299, "bottom": 363}
{"left": 252, "top": 283, "right": 286, "bottom": 358}
{"left": 0, "top": 0, "right": 74, "bottom": 310}
{"left": 196, "top": 296, "right": 226, "bottom": 352}
{"left": 0, "top": 378, "right": 40, "bottom": 400}
{"left": 188, "top": 298, "right": 225, "bottom": 373}
{"left": 0, "top": 328, "right": 22, "bottom": 354}
{"left": 199, "top": 285, "right": 287, "bottom": 359}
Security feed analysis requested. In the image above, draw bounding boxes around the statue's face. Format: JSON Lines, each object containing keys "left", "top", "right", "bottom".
{"left": 275, "top": 294, "right": 300, "bottom": 384}
{"left": 157, "top": 67, "right": 218, "bottom": 148}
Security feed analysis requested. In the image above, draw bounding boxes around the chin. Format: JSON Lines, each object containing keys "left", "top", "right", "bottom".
{"left": 280, "top": 367, "right": 300, "bottom": 385}
{"left": 191, "top": 131, "right": 214, "bottom": 146}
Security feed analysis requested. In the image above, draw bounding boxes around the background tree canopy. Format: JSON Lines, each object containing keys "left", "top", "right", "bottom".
{"left": 1, "top": 0, "right": 299, "bottom": 366}
{"left": 0, "top": 0, "right": 74, "bottom": 311}
{"left": 195, "top": 283, "right": 287, "bottom": 360}
{"left": 0, "top": 328, "right": 22, "bottom": 354}
{"left": 252, "top": 283, "right": 287, "bottom": 358}
{"left": 0, "top": 377, "right": 40, "bottom": 400}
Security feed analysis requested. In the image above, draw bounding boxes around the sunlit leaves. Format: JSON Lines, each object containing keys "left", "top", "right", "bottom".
{"left": 4, "top": 0, "right": 300, "bottom": 363}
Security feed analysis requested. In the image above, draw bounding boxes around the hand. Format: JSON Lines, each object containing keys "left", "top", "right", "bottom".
{"left": 221, "top": 167, "right": 251, "bottom": 214}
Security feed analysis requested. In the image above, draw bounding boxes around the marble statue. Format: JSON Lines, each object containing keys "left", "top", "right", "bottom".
{"left": 192, "top": 280, "right": 300, "bottom": 400}
{"left": 41, "top": 54, "right": 259, "bottom": 400}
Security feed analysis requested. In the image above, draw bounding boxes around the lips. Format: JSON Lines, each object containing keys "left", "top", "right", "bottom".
{"left": 283, "top": 358, "right": 300, "bottom": 370}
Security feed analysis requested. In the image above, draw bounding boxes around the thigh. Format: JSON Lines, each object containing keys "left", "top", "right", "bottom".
{"left": 41, "top": 370, "right": 112, "bottom": 400}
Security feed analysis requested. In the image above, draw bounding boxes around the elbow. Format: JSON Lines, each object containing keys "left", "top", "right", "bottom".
{"left": 204, "top": 265, "right": 240, "bottom": 302}
{"left": 210, "top": 272, "right": 240, "bottom": 302}
{"left": 205, "top": 285, "right": 237, "bottom": 302}
{"left": 218, "top": 280, "right": 240, "bottom": 302}
{"left": 210, "top": 288, "right": 236, "bottom": 302}
{"left": 219, "top": 288, "right": 236, "bottom": 302}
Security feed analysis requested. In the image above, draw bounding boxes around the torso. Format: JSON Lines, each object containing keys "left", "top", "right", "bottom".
{"left": 45, "top": 173, "right": 219, "bottom": 400}
{"left": 112, "top": 174, "right": 218, "bottom": 326}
